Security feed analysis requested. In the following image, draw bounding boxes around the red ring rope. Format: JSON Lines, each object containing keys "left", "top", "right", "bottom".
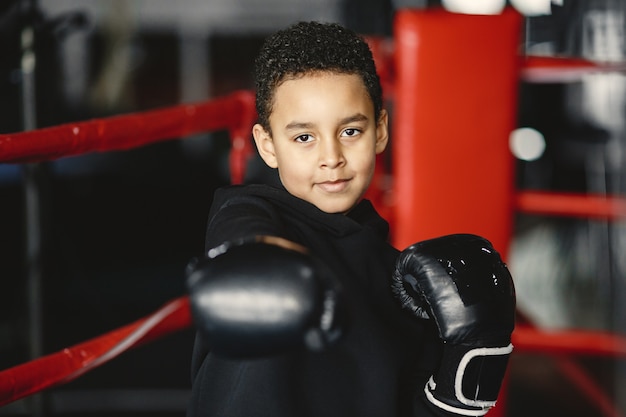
{"left": 0, "top": 90, "right": 256, "bottom": 184}
{"left": 513, "top": 325, "right": 626, "bottom": 356}
{"left": 0, "top": 296, "right": 191, "bottom": 407}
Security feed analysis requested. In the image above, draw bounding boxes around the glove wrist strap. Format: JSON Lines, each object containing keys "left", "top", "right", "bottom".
{"left": 425, "top": 343, "right": 513, "bottom": 416}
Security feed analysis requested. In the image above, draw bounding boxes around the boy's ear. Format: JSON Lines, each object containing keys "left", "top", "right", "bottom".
{"left": 375, "top": 109, "right": 389, "bottom": 154}
{"left": 252, "top": 123, "right": 278, "bottom": 168}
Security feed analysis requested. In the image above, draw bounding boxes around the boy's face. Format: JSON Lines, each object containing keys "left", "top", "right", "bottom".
{"left": 253, "top": 72, "right": 388, "bottom": 214}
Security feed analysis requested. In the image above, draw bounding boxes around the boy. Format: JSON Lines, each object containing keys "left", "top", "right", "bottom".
{"left": 186, "top": 21, "right": 514, "bottom": 417}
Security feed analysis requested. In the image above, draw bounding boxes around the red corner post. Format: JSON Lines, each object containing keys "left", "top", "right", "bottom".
{"left": 391, "top": 7, "right": 522, "bottom": 263}
{"left": 391, "top": 8, "right": 523, "bottom": 417}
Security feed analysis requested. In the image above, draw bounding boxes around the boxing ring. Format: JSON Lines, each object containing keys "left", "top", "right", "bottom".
{"left": 2, "top": 6, "right": 626, "bottom": 416}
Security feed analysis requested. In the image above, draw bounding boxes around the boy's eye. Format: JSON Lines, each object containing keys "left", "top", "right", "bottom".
{"left": 295, "top": 134, "right": 314, "bottom": 143}
{"left": 341, "top": 128, "right": 361, "bottom": 137}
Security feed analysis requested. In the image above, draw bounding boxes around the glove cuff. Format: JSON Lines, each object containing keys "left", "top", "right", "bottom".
{"left": 425, "top": 343, "right": 513, "bottom": 416}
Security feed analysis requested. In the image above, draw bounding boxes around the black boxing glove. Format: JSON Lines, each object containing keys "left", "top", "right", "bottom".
{"left": 186, "top": 236, "right": 344, "bottom": 358}
{"left": 391, "top": 234, "right": 515, "bottom": 416}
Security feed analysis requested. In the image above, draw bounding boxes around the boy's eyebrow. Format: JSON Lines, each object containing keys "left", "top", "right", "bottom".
{"left": 285, "top": 121, "right": 314, "bottom": 131}
{"left": 339, "top": 113, "right": 369, "bottom": 125}
{"left": 284, "top": 113, "right": 369, "bottom": 131}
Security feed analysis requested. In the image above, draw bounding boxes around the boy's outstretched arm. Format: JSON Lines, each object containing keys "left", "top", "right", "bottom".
{"left": 391, "top": 234, "right": 516, "bottom": 417}
{"left": 186, "top": 235, "right": 345, "bottom": 358}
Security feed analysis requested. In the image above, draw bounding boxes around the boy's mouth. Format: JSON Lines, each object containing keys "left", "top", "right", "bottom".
{"left": 316, "top": 179, "right": 350, "bottom": 193}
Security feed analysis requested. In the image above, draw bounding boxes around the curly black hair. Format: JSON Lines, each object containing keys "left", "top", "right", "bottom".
{"left": 254, "top": 21, "right": 383, "bottom": 134}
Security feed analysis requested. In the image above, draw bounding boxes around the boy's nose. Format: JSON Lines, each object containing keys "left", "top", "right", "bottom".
{"left": 319, "top": 139, "right": 345, "bottom": 169}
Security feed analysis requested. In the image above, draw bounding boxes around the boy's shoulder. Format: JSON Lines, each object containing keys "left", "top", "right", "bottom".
{"left": 211, "top": 184, "right": 329, "bottom": 225}
{"left": 212, "top": 183, "right": 290, "bottom": 209}
{"left": 209, "top": 183, "right": 304, "bottom": 226}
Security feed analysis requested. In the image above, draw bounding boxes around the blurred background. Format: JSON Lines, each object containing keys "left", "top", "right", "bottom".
{"left": 0, "top": 0, "right": 624, "bottom": 416}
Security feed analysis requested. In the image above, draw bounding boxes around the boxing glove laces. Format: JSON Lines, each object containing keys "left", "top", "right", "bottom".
{"left": 392, "top": 234, "right": 515, "bottom": 416}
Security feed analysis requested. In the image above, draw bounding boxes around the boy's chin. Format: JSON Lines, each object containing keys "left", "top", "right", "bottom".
{"left": 285, "top": 185, "right": 362, "bottom": 214}
{"left": 311, "top": 198, "right": 359, "bottom": 215}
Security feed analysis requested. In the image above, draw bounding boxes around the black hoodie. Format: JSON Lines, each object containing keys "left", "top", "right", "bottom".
{"left": 188, "top": 184, "right": 442, "bottom": 417}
